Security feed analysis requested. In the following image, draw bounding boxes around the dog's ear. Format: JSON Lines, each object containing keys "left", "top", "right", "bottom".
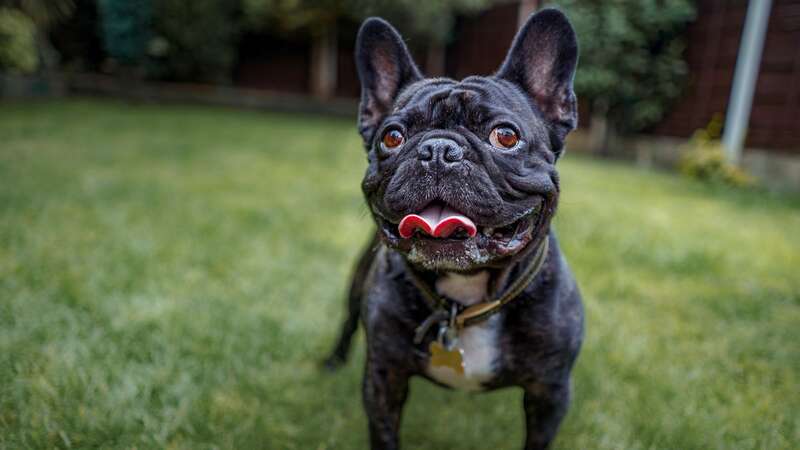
{"left": 356, "top": 17, "right": 422, "bottom": 144}
{"left": 496, "top": 9, "right": 578, "bottom": 141}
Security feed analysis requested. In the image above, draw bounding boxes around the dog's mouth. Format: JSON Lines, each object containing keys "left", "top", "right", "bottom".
{"left": 375, "top": 200, "right": 541, "bottom": 268}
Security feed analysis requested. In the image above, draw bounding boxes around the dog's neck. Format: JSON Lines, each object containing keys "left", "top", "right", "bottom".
{"left": 435, "top": 271, "right": 490, "bottom": 306}
{"left": 410, "top": 234, "right": 550, "bottom": 307}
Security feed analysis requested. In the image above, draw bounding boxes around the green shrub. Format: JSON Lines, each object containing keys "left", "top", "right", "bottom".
{"left": 550, "top": 0, "right": 695, "bottom": 133}
{"left": 97, "top": 0, "right": 152, "bottom": 65}
{"left": 679, "top": 116, "right": 755, "bottom": 187}
{"left": 149, "top": 0, "right": 240, "bottom": 83}
{"left": 98, "top": 0, "right": 152, "bottom": 65}
{"left": 0, "top": 8, "right": 38, "bottom": 73}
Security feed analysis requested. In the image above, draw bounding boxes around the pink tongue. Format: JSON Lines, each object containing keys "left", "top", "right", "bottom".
{"left": 398, "top": 204, "right": 477, "bottom": 239}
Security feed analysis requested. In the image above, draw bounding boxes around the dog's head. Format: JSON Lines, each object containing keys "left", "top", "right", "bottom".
{"left": 356, "top": 9, "right": 578, "bottom": 271}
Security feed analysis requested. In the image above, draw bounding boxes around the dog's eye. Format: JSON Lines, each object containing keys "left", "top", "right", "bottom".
{"left": 381, "top": 129, "right": 405, "bottom": 149}
{"left": 490, "top": 127, "right": 519, "bottom": 149}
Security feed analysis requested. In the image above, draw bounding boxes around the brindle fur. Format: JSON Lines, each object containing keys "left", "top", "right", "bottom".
{"left": 324, "top": 9, "right": 584, "bottom": 450}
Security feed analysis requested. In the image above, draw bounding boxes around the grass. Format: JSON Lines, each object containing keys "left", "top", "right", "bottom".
{"left": 0, "top": 98, "right": 798, "bottom": 450}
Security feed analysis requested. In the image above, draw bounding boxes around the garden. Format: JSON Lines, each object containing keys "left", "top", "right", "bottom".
{"left": 1, "top": 99, "right": 797, "bottom": 449}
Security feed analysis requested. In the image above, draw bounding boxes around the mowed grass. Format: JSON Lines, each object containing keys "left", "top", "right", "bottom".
{"left": 0, "top": 98, "right": 798, "bottom": 450}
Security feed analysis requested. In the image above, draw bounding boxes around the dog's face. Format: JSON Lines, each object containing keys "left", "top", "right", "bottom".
{"left": 356, "top": 10, "right": 578, "bottom": 271}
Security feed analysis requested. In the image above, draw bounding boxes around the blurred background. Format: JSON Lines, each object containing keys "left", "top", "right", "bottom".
{"left": 1, "top": 1, "right": 798, "bottom": 449}
{"left": 3, "top": 0, "right": 800, "bottom": 188}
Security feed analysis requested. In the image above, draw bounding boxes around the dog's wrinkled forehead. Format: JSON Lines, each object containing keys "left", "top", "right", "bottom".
{"left": 392, "top": 77, "right": 540, "bottom": 130}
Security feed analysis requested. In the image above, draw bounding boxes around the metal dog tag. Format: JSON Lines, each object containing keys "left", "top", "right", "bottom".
{"left": 429, "top": 324, "right": 464, "bottom": 375}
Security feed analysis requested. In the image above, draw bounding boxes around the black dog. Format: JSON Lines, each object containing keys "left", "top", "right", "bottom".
{"left": 324, "top": 9, "right": 584, "bottom": 450}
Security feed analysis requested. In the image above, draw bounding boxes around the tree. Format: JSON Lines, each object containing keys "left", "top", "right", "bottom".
{"left": 1, "top": 0, "right": 74, "bottom": 28}
{"left": 549, "top": 0, "right": 695, "bottom": 152}
{"left": 97, "top": 0, "right": 151, "bottom": 66}
{"left": 150, "top": 0, "right": 241, "bottom": 83}
{"left": 0, "top": 7, "right": 38, "bottom": 73}
{"left": 1, "top": 0, "right": 75, "bottom": 72}
{"left": 97, "top": 0, "right": 240, "bottom": 83}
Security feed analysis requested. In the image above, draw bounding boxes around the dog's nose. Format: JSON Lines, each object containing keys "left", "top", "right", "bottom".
{"left": 418, "top": 138, "right": 464, "bottom": 164}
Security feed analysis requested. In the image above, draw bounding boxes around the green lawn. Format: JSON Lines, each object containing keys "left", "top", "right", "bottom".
{"left": 1, "top": 99, "right": 798, "bottom": 450}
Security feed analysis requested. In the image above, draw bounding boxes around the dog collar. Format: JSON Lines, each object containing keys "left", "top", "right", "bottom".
{"left": 407, "top": 237, "right": 550, "bottom": 344}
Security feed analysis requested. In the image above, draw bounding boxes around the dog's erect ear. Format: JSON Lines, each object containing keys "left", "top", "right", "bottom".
{"left": 496, "top": 9, "right": 578, "bottom": 140}
{"left": 356, "top": 18, "right": 422, "bottom": 144}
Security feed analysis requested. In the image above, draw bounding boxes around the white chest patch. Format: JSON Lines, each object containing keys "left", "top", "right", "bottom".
{"left": 425, "top": 271, "right": 499, "bottom": 391}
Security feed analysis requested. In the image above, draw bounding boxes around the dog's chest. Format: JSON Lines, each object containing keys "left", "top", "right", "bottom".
{"left": 425, "top": 271, "right": 499, "bottom": 391}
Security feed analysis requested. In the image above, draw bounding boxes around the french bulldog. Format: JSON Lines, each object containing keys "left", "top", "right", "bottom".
{"left": 324, "top": 9, "right": 584, "bottom": 450}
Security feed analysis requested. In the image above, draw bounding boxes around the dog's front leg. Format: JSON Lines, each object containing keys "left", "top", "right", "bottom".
{"left": 522, "top": 382, "right": 571, "bottom": 450}
{"left": 363, "top": 357, "right": 410, "bottom": 450}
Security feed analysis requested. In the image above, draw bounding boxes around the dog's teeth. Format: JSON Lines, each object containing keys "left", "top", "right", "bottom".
{"left": 483, "top": 227, "right": 494, "bottom": 235}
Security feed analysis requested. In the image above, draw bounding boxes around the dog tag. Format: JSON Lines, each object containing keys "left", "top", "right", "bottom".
{"left": 429, "top": 340, "right": 465, "bottom": 375}
{"left": 429, "top": 324, "right": 464, "bottom": 375}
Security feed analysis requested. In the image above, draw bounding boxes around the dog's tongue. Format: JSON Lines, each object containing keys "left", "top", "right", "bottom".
{"left": 398, "top": 204, "right": 477, "bottom": 239}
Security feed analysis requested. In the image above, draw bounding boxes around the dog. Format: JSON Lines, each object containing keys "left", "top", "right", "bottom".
{"left": 323, "top": 9, "right": 584, "bottom": 450}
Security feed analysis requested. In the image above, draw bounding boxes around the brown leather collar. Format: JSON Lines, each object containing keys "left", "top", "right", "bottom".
{"left": 406, "top": 238, "right": 550, "bottom": 343}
